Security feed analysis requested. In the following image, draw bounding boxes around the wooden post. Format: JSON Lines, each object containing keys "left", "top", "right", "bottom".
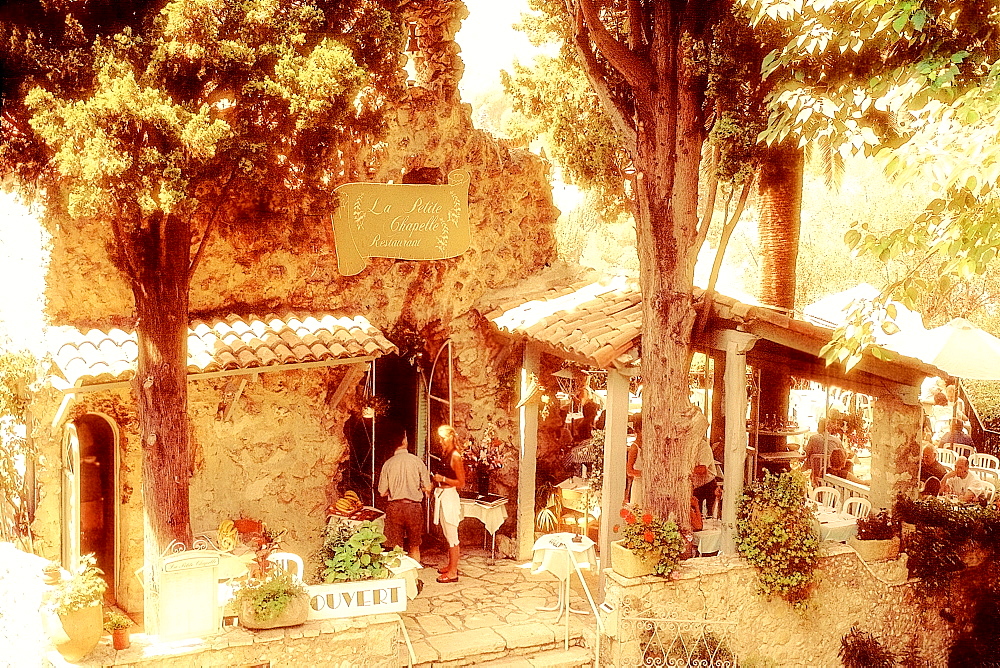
{"left": 599, "top": 368, "right": 631, "bottom": 594}
{"left": 516, "top": 344, "right": 540, "bottom": 561}
{"left": 712, "top": 330, "right": 757, "bottom": 555}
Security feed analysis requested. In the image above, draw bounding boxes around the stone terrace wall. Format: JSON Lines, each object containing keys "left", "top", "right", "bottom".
{"left": 602, "top": 545, "right": 954, "bottom": 667}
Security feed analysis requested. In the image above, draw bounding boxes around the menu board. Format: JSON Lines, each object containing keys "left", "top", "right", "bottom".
{"left": 156, "top": 550, "right": 220, "bottom": 640}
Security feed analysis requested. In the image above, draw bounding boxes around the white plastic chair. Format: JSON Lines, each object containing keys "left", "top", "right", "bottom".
{"left": 970, "top": 453, "right": 1000, "bottom": 471}
{"left": 843, "top": 497, "right": 872, "bottom": 519}
{"left": 810, "top": 486, "right": 841, "bottom": 511}
{"left": 267, "top": 552, "right": 304, "bottom": 579}
{"left": 979, "top": 480, "right": 996, "bottom": 504}
{"left": 973, "top": 467, "right": 1000, "bottom": 487}
{"left": 951, "top": 443, "right": 976, "bottom": 460}
{"left": 937, "top": 448, "right": 958, "bottom": 468}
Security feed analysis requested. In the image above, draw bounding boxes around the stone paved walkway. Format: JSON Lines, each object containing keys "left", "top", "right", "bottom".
{"left": 399, "top": 549, "right": 599, "bottom": 666}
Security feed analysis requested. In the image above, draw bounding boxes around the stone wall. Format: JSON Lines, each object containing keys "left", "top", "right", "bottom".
{"left": 33, "top": 0, "right": 558, "bottom": 611}
{"left": 602, "top": 546, "right": 953, "bottom": 667}
{"left": 869, "top": 395, "right": 923, "bottom": 511}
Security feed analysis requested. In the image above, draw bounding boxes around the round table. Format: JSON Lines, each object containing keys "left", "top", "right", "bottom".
{"left": 530, "top": 532, "right": 600, "bottom": 649}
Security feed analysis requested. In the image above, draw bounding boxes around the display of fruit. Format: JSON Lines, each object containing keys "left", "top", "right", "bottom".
{"left": 330, "top": 491, "right": 364, "bottom": 516}
{"left": 217, "top": 519, "right": 238, "bottom": 551}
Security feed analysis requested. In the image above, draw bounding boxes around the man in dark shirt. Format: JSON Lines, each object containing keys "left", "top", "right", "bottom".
{"left": 919, "top": 444, "right": 948, "bottom": 496}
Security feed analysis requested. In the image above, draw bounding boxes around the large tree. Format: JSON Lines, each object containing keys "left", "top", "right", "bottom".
{"left": 0, "top": 0, "right": 402, "bottom": 556}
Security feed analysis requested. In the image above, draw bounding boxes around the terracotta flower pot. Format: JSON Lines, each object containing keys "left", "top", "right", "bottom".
{"left": 55, "top": 602, "right": 103, "bottom": 662}
{"left": 111, "top": 627, "right": 130, "bottom": 650}
{"left": 848, "top": 535, "right": 900, "bottom": 562}
{"left": 610, "top": 540, "right": 659, "bottom": 579}
{"left": 239, "top": 592, "right": 309, "bottom": 630}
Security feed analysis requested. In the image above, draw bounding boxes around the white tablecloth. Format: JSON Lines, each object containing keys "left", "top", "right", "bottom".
{"left": 816, "top": 508, "right": 858, "bottom": 543}
{"left": 460, "top": 498, "right": 508, "bottom": 535}
{"left": 693, "top": 518, "right": 723, "bottom": 555}
{"left": 531, "top": 532, "right": 598, "bottom": 582}
{"left": 388, "top": 554, "right": 421, "bottom": 599}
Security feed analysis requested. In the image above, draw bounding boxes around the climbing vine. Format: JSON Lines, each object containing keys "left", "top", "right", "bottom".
{"left": 0, "top": 352, "right": 38, "bottom": 549}
{"left": 736, "top": 470, "right": 819, "bottom": 609}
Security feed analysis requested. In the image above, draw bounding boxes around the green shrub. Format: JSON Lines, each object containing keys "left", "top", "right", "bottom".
{"left": 49, "top": 554, "right": 107, "bottom": 615}
{"left": 319, "top": 519, "right": 402, "bottom": 583}
{"left": 234, "top": 571, "right": 306, "bottom": 622}
{"left": 735, "top": 471, "right": 819, "bottom": 608}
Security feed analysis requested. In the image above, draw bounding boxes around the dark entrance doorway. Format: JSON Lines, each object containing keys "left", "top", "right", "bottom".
{"left": 342, "top": 356, "right": 419, "bottom": 506}
{"left": 75, "top": 414, "right": 116, "bottom": 600}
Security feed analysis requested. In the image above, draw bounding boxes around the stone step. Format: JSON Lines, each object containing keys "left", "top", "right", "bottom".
{"left": 399, "top": 622, "right": 587, "bottom": 667}
{"left": 473, "top": 646, "right": 594, "bottom": 668}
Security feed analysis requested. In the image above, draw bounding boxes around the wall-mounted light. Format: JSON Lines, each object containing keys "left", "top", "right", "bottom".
{"left": 404, "top": 22, "right": 419, "bottom": 87}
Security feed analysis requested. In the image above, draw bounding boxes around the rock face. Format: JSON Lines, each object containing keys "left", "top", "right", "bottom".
{"left": 32, "top": 0, "right": 558, "bottom": 616}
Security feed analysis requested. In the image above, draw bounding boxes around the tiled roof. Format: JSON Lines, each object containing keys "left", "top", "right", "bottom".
{"left": 481, "top": 269, "right": 642, "bottom": 369}
{"left": 49, "top": 313, "right": 397, "bottom": 387}
{"left": 481, "top": 267, "right": 940, "bottom": 380}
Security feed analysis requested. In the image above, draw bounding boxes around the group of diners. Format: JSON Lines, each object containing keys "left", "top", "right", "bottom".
{"left": 919, "top": 440, "right": 999, "bottom": 505}
{"left": 800, "top": 417, "right": 866, "bottom": 485}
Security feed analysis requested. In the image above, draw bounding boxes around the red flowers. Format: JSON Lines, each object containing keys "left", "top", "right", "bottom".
{"left": 644, "top": 531, "right": 655, "bottom": 543}
{"left": 625, "top": 513, "right": 637, "bottom": 525}
{"left": 613, "top": 524, "right": 620, "bottom": 533}
{"left": 619, "top": 508, "right": 629, "bottom": 519}
{"left": 642, "top": 513, "right": 653, "bottom": 525}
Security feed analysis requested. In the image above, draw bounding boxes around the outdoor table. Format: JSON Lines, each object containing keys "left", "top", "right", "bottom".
{"left": 693, "top": 518, "right": 723, "bottom": 555}
{"left": 389, "top": 554, "right": 422, "bottom": 600}
{"left": 530, "top": 532, "right": 601, "bottom": 650}
{"left": 460, "top": 496, "right": 508, "bottom": 560}
{"left": 557, "top": 476, "right": 600, "bottom": 535}
{"left": 814, "top": 507, "right": 858, "bottom": 542}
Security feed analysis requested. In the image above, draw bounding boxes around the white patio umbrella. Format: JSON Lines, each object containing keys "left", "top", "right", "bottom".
{"left": 803, "top": 284, "right": 929, "bottom": 348}
{"left": 907, "top": 318, "right": 1000, "bottom": 381}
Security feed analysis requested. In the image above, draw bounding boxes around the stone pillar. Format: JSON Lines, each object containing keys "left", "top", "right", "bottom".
{"left": 869, "top": 393, "right": 922, "bottom": 512}
{"left": 516, "top": 343, "right": 540, "bottom": 561}
{"left": 599, "top": 368, "right": 631, "bottom": 594}
{"left": 711, "top": 330, "right": 757, "bottom": 555}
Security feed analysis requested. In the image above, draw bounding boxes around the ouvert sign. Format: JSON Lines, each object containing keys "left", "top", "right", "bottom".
{"left": 306, "top": 578, "right": 408, "bottom": 620}
{"left": 331, "top": 169, "right": 472, "bottom": 275}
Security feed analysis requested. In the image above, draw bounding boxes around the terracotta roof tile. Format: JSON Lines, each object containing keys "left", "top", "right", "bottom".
{"left": 48, "top": 313, "right": 397, "bottom": 386}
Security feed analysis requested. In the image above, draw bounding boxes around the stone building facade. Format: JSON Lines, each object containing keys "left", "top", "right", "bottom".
{"left": 27, "top": 0, "right": 559, "bottom": 615}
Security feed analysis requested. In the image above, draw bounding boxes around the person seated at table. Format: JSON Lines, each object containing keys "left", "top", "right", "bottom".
{"left": 937, "top": 418, "right": 974, "bottom": 450}
{"left": 803, "top": 418, "right": 844, "bottom": 481}
{"left": 625, "top": 417, "right": 643, "bottom": 506}
{"left": 690, "top": 412, "right": 719, "bottom": 518}
{"left": 825, "top": 448, "right": 863, "bottom": 484}
{"left": 940, "top": 456, "right": 988, "bottom": 503}
{"left": 919, "top": 443, "right": 948, "bottom": 496}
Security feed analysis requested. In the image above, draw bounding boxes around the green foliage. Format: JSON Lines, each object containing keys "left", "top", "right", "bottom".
{"left": 0, "top": 351, "right": 37, "bottom": 546}
{"left": 855, "top": 509, "right": 897, "bottom": 541}
{"left": 894, "top": 495, "right": 1000, "bottom": 586}
{"left": 103, "top": 610, "right": 133, "bottom": 632}
{"left": 735, "top": 471, "right": 819, "bottom": 607}
{"left": 612, "top": 507, "right": 684, "bottom": 577}
{"left": 319, "top": 519, "right": 402, "bottom": 583}
{"left": 50, "top": 553, "right": 108, "bottom": 615}
{"left": 234, "top": 570, "right": 306, "bottom": 623}
{"left": 839, "top": 626, "right": 895, "bottom": 668}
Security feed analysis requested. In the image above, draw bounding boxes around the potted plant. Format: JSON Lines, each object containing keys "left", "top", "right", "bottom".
{"left": 848, "top": 509, "right": 900, "bottom": 562}
{"left": 103, "top": 611, "right": 133, "bottom": 650}
{"left": 234, "top": 570, "right": 309, "bottom": 630}
{"left": 319, "top": 519, "right": 403, "bottom": 583}
{"left": 610, "top": 507, "right": 684, "bottom": 578}
{"left": 46, "top": 554, "right": 107, "bottom": 662}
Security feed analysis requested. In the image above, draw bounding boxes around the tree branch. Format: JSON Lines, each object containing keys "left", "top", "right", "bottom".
{"left": 627, "top": 0, "right": 644, "bottom": 50}
{"left": 695, "top": 179, "right": 752, "bottom": 337}
{"left": 574, "top": 0, "right": 653, "bottom": 89}
{"left": 569, "top": 9, "right": 638, "bottom": 152}
{"left": 695, "top": 144, "right": 720, "bottom": 248}
{"left": 188, "top": 170, "right": 239, "bottom": 278}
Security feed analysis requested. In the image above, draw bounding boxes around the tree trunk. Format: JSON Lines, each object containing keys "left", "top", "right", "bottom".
{"left": 632, "top": 6, "right": 712, "bottom": 532}
{"left": 133, "top": 212, "right": 193, "bottom": 551}
{"left": 757, "top": 142, "right": 803, "bottom": 311}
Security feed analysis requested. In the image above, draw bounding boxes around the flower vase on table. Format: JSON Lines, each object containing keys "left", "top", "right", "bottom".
{"left": 476, "top": 465, "right": 491, "bottom": 497}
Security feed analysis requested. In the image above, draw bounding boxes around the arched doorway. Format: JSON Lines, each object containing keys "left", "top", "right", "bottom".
{"left": 64, "top": 414, "right": 118, "bottom": 601}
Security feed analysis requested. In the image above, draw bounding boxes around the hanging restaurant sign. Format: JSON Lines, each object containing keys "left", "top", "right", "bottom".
{"left": 331, "top": 169, "right": 471, "bottom": 275}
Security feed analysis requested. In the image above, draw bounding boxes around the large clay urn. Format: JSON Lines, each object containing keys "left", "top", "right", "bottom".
{"left": 55, "top": 602, "right": 103, "bottom": 662}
